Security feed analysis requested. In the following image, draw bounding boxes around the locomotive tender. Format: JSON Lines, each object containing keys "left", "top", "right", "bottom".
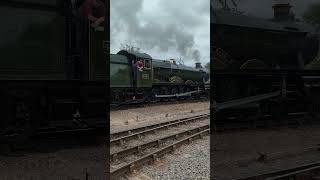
{"left": 110, "top": 50, "right": 209, "bottom": 105}
{"left": 0, "top": 0, "right": 107, "bottom": 141}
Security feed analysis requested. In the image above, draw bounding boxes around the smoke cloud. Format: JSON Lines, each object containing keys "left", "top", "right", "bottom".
{"left": 192, "top": 49, "right": 201, "bottom": 62}
{"left": 111, "top": 0, "right": 210, "bottom": 66}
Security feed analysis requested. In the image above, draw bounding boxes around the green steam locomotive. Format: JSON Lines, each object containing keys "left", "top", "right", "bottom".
{"left": 0, "top": 0, "right": 107, "bottom": 141}
{"left": 212, "top": 7, "right": 320, "bottom": 102}
{"left": 110, "top": 50, "right": 209, "bottom": 105}
{"left": 211, "top": 4, "right": 320, "bottom": 123}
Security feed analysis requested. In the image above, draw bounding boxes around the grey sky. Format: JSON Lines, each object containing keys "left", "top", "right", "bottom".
{"left": 110, "top": 0, "right": 210, "bottom": 67}
{"left": 212, "top": 0, "right": 319, "bottom": 19}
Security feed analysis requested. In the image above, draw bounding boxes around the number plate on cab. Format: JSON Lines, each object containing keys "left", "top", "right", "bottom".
{"left": 142, "top": 74, "right": 149, "bottom": 79}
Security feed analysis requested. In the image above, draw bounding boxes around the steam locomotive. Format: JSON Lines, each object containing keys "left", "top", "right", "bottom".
{"left": 0, "top": 0, "right": 107, "bottom": 142}
{"left": 211, "top": 4, "right": 320, "bottom": 121}
{"left": 110, "top": 50, "right": 210, "bottom": 105}
{"left": 212, "top": 8, "right": 319, "bottom": 71}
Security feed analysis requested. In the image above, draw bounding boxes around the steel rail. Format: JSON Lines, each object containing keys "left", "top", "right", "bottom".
{"left": 110, "top": 113, "right": 210, "bottom": 142}
{"left": 110, "top": 124, "right": 209, "bottom": 162}
{"left": 234, "top": 159, "right": 320, "bottom": 180}
{"left": 213, "top": 69, "right": 320, "bottom": 77}
{"left": 110, "top": 96, "right": 209, "bottom": 108}
{"left": 266, "top": 165, "right": 320, "bottom": 180}
{"left": 110, "top": 129, "right": 209, "bottom": 178}
{"left": 213, "top": 111, "right": 310, "bottom": 131}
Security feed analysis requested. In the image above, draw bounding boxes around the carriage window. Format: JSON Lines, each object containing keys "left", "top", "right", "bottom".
{"left": 144, "top": 59, "right": 151, "bottom": 69}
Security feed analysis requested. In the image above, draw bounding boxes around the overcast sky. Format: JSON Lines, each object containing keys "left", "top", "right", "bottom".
{"left": 110, "top": 0, "right": 210, "bottom": 67}
{"left": 212, "top": 0, "right": 319, "bottom": 19}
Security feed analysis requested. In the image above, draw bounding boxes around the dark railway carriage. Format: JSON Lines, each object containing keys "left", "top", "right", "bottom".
{"left": 0, "top": 0, "right": 107, "bottom": 141}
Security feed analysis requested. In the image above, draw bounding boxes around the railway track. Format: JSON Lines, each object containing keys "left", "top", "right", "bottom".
{"left": 110, "top": 113, "right": 210, "bottom": 179}
{"left": 110, "top": 98, "right": 208, "bottom": 111}
{"left": 110, "top": 113, "right": 210, "bottom": 140}
{"left": 213, "top": 111, "right": 312, "bottom": 132}
{"left": 237, "top": 161, "right": 320, "bottom": 180}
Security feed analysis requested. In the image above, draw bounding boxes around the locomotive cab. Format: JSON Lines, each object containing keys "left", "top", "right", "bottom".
{"left": 109, "top": 50, "right": 153, "bottom": 103}
{"left": 117, "top": 50, "right": 153, "bottom": 89}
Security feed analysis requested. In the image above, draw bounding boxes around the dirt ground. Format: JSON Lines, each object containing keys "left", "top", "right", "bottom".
{"left": 110, "top": 101, "right": 210, "bottom": 132}
{"left": 0, "top": 144, "right": 107, "bottom": 180}
{"left": 212, "top": 124, "right": 320, "bottom": 179}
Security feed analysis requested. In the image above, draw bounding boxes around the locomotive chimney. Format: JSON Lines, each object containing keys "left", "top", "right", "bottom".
{"left": 272, "top": 1, "right": 293, "bottom": 21}
{"left": 195, "top": 62, "right": 202, "bottom": 69}
{"left": 170, "top": 59, "right": 176, "bottom": 65}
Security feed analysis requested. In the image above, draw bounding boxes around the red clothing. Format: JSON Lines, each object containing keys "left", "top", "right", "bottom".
{"left": 137, "top": 61, "right": 144, "bottom": 68}
{"left": 80, "top": 0, "right": 105, "bottom": 19}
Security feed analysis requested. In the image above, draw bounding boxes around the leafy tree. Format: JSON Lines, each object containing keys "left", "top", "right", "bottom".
{"left": 303, "top": 3, "right": 320, "bottom": 66}
{"left": 205, "top": 62, "right": 210, "bottom": 72}
{"left": 303, "top": 3, "right": 320, "bottom": 26}
{"left": 120, "top": 43, "right": 140, "bottom": 53}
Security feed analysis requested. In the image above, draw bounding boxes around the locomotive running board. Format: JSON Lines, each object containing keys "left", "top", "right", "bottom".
{"left": 155, "top": 90, "right": 202, "bottom": 98}
{"left": 214, "top": 91, "right": 281, "bottom": 111}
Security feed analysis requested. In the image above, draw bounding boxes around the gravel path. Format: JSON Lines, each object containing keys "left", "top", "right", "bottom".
{"left": 110, "top": 101, "right": 209, "bottom": 133}
{"left": 136, "top": 136, "right": 210, "bottom": 180}
{"left": 110, "top": 120, "right": 209, "bottom": 172}
{"left": 214, "top": 151, "right": 320, "bottom": 180}
{"left": 110, "top": 101, "right": 210, "bottom": 180}
{"left": 213, "top": 124, "right": 320, "bottom": 179}
{"left": 110, "top": 120, "right": 209, "bottom": 153}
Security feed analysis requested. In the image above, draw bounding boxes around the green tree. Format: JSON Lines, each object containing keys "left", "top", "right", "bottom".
{"left": 303, "top": 3, "right": 320, "bottom": 68}
{"left": 121, "top": 43, "right": 141, "bottom": 53}
{"left": 205, "top": 62, "right": 210, "bottom": 72}
{"left": 303, "top": 3, "right": 320, "bottom": 26}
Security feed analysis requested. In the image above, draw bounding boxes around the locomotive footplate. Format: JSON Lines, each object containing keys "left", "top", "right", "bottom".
{"left": 155, "top": 89, "right": 203, "bottom": 98}
{"left": 214, "top": 91, "right": 281, "bottom": 111}
{"left": 213, "top": 69, "right": 320, "bottom": 78}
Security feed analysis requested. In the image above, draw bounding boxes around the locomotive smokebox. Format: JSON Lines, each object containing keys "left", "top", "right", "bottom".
{"left": 195, "top": 62, "right": 202, "bottom": 69}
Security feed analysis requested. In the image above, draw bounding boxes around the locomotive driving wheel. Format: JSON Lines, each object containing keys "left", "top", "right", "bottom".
{"left": 151, "top": 87, "right": 160, "bottom": 102}
{"left": 170, "top": 87, "right": 178, "bottom": 101}
{"left": 111, "top": 90, "right": 122, "bottom": 105}
{"left": 1, "top": 89, "right": 42, "bottom": 146}
{"left": 161, "top": 87, "right": 169, "bottom": 101}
